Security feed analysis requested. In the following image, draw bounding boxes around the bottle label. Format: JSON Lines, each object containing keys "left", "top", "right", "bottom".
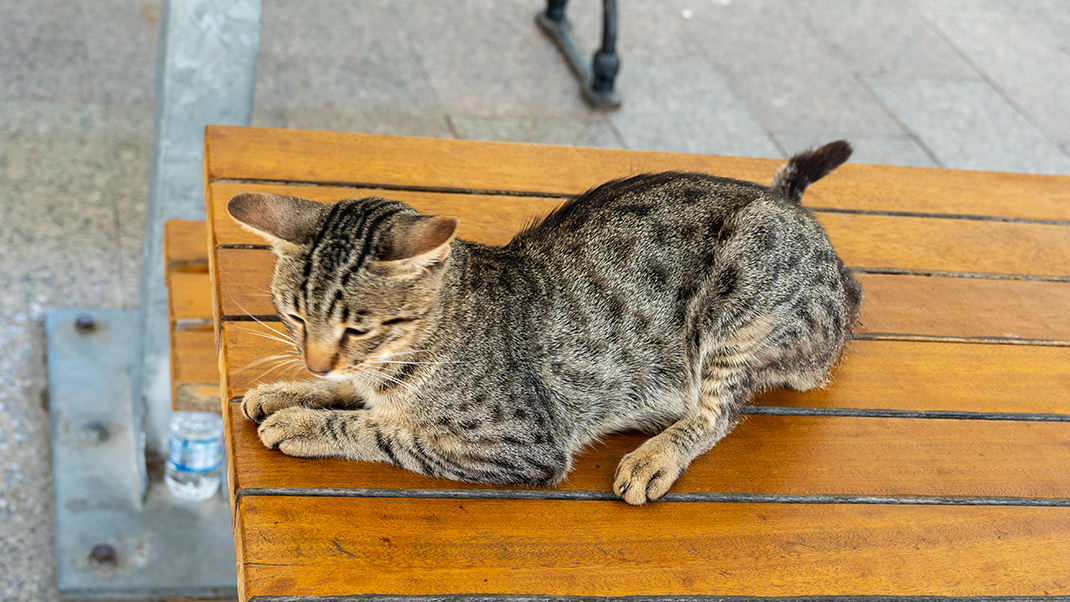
{"left": 168, "top": 437, "right": 223, "bottom": 473}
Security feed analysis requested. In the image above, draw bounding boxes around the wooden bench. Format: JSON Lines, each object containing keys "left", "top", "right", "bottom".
{"left": 165, "top": 218, "right": 219, "bottom": 413}
{"left": 203, "top": 125, "right": 1070, "bottom": 600}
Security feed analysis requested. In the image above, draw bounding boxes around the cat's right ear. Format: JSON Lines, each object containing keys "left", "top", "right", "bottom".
{"left": 227, "top": 193, "right": 324, "bottom": 250}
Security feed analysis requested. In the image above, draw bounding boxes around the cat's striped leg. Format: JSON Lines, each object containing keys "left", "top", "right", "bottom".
{"left": 257, "top": 407, "right": 420, "bottom": 468}
{"left": 258, "top": 406, "right": 493, "bottom": 482}
{"left": 613, "top": 351, "right": 753, "bottom": 505}
{"left": 241, "top": 379, "right": 364, "bottom": 423}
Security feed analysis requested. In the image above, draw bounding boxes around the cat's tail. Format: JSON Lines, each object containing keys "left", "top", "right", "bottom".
{"left": 771, "top": 140, "right": 852, "bottom": 204}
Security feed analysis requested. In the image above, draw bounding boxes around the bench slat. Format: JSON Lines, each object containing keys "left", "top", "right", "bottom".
{"left": 222, "top": 322, "right": 1070, "bottom": 415}
{"left": 164, "top": 218, "right": 210, "bottom": 280}
{"left": 213, "top": 249, "right": 1070, "bottom": 343}
{"left": 236, "top": 495, "right": 1070, "bottom": 597}
{"left": 224, "top": 403, "right": 1070, "bottom": 499}
{"left": 168, "top": 271, "right": 214, "bottom": 329}
{"left": 205, "top": 126, "right": 1070, "bottom": 222}
{"left": 208, "top": 182, "right": 1070, "bottom": 279}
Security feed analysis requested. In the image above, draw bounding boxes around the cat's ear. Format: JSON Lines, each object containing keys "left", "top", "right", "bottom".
{"left": 377, "top": 214, "right": 459, "bottom": 270}
{"left": 227, "top": 192, "right": 324, "bottom": 248}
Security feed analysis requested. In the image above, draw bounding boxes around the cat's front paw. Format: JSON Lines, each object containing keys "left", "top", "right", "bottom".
{"left": 257, "top": 406, "right": 332, "bottom": 458}
{"left": 241, "top": 382, "right": 304, "bottom": 423}
{"left": 613, "top": 442, "right": 686, "bottom": 506}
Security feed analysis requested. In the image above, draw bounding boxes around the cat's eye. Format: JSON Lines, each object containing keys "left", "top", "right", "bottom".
{"left": 381, "top": 317, "right": 415, "bottom": 326}
{"left": 343, "top": 327, "right": 370, "bottom": 340}
{"left": 287, "top": 313, "right": 304, "bottom": 325}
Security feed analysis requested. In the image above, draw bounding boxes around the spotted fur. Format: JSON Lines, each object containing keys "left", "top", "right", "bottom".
{"left": 230, "top": 141, "right": 862, "bottom": 504}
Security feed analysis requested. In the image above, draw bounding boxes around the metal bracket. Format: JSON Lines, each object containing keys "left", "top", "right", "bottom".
{"left": 46, "top": 309, "right": 237, "bottom": 600}
{"left": 537, "top": 0, "right": 623, "bottom": 109}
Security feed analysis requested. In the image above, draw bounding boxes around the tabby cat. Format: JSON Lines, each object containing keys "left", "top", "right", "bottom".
{"left": 229, "top": 141, "right": 862, "bottom": 505}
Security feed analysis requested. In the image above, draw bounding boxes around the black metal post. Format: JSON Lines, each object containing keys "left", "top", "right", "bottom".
{"left": 590, "top": 0, "right": 620, "bottom": 95}
{"left": 536, "top": 0, "right": 622, "bottom": 108}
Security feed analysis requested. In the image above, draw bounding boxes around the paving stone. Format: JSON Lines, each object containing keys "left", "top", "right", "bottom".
{"left": 389, "top": 0, "right": 592, "bottom": 116}
{"left": 913, "top": 0, "right": 1070, "bottom": 146}
{"left": 0, "top": 101, "right": 114, "bottom": 186}
{"left": 772, "top": 132, "right": 938, "bottom": 168}
{"left": 678, "top": 1, "right": 903, "bottom": 136}
{"left": 252, "top": 104, "right": 454, "bottom": 139}
{"left": 799, "top": 0, "right": 974, "bottom": 77}
{"left": 0, "top": 0, "right": 91, "bottom": 101}
{"left": 0, "top": 179, "right": 125, "bottom": 310}
{"left": 83, "top": 0, "right": 161, "bottom": 105}
{"left": 449, "top": 112, "right": 623, "bottom": 148}
{"left": 607, "top": 59, "right": 779, "bottom": 157}
{"left": 865, "top": 76, "right": 1070, "bottom": 175}
{"left": 0, "top": 307, "right": 59, "bottom": 602}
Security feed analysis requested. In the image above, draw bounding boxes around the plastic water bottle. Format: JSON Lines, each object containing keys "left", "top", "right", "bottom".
{"left": 165, "top": 412, "right": 224, "bottom": 501}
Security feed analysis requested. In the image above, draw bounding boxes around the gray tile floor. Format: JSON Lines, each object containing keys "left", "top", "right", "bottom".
{"left": 1, "top": 0, "right": 1068, "bottom": 598}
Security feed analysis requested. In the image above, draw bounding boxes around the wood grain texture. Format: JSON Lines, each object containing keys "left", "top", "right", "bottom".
{"left": 213, "top": 249, "right": 1070, "bottom": 343}
{"left": 204, "top": 125, "right": 1070, "bottom": 222}
{"left": 202, "top": 127, "right": 1070, "bottom": 601}
{"left": 221, "top": 322, "right": 1070, "bottom": 415}
{"left": 223, "top": 401, "right": 1070, "bottom": 499}
{"left": 164, "top": 218, "right": 210, "bottom": 280}
{"left": 237, "top": 496, "right": 1070, "bottom": 597}
{"left": 168, "top": 271, "right": 213, "bottom": 326}
{"left": 171, "top": 328, "right": 218, "bottom": 413}
{"left": 208, "top": 182, "right": 1070, "bottom": 279}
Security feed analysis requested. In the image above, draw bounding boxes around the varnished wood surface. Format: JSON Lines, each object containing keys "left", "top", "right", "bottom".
{"left": 209, "top": 181, "right": 1069, "bottom": 279}
{"left": 168, "top": 271, "right": 213, "bottom": 327}
{"left": 213, "top": 249, "right": 1070, "bottom": 343}
{"left": 224, "top": 402, "right": 1070, "bottom": 499}
{"left": 237, "top": 496, "right": 1070, "bottom": 597}
{"left": 204, "top": 125, "right": 1070, "bottom": 222}
{"left": 164, "top": 218, "right": 210, "bottom": 280}
{"left": 202, "top": 127, "right": 1070, "bottom": 600}
{"left": 222, "top": 322, "right": 1070, "bottom": 415}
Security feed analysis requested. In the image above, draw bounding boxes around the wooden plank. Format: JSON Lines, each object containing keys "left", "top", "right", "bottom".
{"left": 204, "top": 125, "right": 1070, "bottom": 222}
{"left": 208, "top": 181, "right": 1070, "bottom": 279}
{"left": 173, "top": 329, "right": 218, "bottom": 384}
{"left": 856, "top": 273, "right": 1070, "bottom": 342}
{"left": 208, "top": 181, "right": 562, "bottom": 249}
{"left": 223, "top": 402, "right": 1070, "bottom": 499}
{"left": 164, "top": 218, "right": 210, "bottom": 277}
{"left": 221, "top": 322, "right": 1070, "bottom": 415}
{"left": 169, "top": 271, "right": 213, "bottom": 327}
{"left": 171, "top": 328, "right": 219, "bottom": 413}
{"left": 213, "top": 249, "right": 1070, "bottom": 343}
{"left": 236, "top": 496, "right": 1070, "bottom": 597}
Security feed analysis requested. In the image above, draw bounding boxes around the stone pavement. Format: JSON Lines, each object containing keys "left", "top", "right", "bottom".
{"left": 1, "top": 0, "right": 1067, "bottom": 598}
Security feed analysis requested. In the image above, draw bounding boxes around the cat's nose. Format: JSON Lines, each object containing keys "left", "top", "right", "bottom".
{"left": 304, "top": 343, "right": 335, "bottom": 375}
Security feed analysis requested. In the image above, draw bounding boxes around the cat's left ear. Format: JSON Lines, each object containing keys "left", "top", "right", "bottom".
{"left": 377, "top": 214, "right": 459, "bottom": 270}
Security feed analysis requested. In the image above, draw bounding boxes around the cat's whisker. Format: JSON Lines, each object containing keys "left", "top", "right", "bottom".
{"left": 226, "top": 291, "right": 291, "bottom": 341}
{"left": 366, "top": 367, "right": 420, "bottom": 395}
{"left": 232, "top": 325, "right": 297, "bottom": 347}
{"left": 251, "top": 357, "right": 304, "bottom": 383}
{"left": 372, "top": 359, "right": 462, "bottom": 366}
{"left": 235, "top": 353, "right": 301, "bottom": 374}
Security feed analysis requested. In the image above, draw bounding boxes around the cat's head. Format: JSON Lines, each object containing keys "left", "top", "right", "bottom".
{"left": 228, "top": 192, "right": 458, "bottom": 380}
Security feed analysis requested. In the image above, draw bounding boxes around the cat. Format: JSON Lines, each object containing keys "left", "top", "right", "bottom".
{"left": 228, "top": 140, "right": 862, "bottom": 505}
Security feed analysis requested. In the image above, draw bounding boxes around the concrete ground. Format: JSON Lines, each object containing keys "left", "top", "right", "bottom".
{"left": 1, "top": 0, "right": 1068, "bottom": 598}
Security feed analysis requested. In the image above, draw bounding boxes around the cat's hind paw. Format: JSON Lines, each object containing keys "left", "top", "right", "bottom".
{"left": 613, "top": 443, "right": 685, "bottom": 506}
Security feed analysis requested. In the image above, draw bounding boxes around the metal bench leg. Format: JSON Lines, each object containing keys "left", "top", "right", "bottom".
{"left": 537, "top": 0, "right": 623, "bottom": 108}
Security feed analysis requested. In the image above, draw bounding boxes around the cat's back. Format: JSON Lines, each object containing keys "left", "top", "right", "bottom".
{"left": 510, "top": 171, "right": 774, "bottom": 249}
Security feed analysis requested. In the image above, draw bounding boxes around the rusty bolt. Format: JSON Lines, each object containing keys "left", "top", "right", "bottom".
{"left": 79, "top": 421, "right": 109, "bottom": 444}
{"left": 89, "top": 543, "right": 116, "bottom": 567}
{"left": 74, "top": 314, "right": 96, "bottom": 333}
